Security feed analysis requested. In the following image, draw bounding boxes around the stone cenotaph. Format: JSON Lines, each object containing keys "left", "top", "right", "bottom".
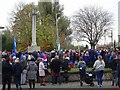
{"left": 28, "top": 9, "right": 40, "bottom": 52}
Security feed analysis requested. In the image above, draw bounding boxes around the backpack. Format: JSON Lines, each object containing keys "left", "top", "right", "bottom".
{"left": 79, "top": 63, "right": 86, "bottom": 73}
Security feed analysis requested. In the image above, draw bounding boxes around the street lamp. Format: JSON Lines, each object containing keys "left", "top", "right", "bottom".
{"left": 110, "top": 30, "right": 113, "bottom": 48}
{"left": 56, "top": 13, "right": 61, "bottom": 55}
{"left": 104, "top": 30, "right": 107, "bottom": 46}
{"left": 56, "top": 13, "right": 60, "bottom": 41}
{"left": 0, "top": 26, "right": 4, "bottom": 29}
{"left": 55, "top": 4, "right": 61, "bottom": 40}
{"left": 0, "top": 26, "right": 4, "bottom": 60}
{"left": 0, "top": 26, "right": 4, "bottom": 77}
{"left": 0, "top": 26, "right": 4, "bottom": 35}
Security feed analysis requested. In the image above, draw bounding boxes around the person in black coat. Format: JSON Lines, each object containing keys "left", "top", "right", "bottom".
{"left": 77, "top": 57, "right": 87, "bottom": 86}
{"left": 2, "top": 57, "right": 13, "bottom": 90}
{"left": 61, "top": 50, "right": 70, "bottom": 83}
{"left": 117, "top": 55, "right": 120, "bottom": 88}
{"left": 13, "top": 58, "right": 22, "bottom": 90}
{"left": 50, "top": 52, "right": 61, "bottom": 84}
{"left": 109, "top": 55, "right": 118, "bottom": 86}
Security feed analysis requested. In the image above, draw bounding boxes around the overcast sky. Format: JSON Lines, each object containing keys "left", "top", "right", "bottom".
{"left": 0, "top": 0, "right": 119, "bottom": 45}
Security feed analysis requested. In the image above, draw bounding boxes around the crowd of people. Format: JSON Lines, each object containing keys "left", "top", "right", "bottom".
{"left": 1, "top": 48, "right": 120, "bottom": 90}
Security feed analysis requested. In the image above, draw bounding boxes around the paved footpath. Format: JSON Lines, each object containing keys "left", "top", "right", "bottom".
{"left": 0, "top": 81, "right": 120, "bottom": 89}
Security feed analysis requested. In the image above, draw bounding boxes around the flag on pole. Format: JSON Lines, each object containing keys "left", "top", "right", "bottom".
{"left": 13, "top": 36, "right": 17, "bottom": 52}
{"left": 57, "top": 37, "right": 61, "bottom": 55}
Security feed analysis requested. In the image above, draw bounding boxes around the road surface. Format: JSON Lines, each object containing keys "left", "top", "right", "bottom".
{"left": 0, "top": 81, "right": 120, "bottom": 89}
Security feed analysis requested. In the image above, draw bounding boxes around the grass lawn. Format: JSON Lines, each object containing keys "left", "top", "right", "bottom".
{"left": 48, "top": 67, "right": 112, "bottom": 73}
{"left": 69, "top": 67, "right": 112, "bottom": 72}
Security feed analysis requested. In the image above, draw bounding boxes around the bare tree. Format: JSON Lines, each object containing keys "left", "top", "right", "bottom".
{"left": 72, "top": 6, "right": 113, "bottom": 49}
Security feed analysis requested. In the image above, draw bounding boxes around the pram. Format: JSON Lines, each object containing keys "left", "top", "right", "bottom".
{"left": 79, "top": 68, "right": 95, "bottom": 86}
{"left": 84, "top": 71, "right": 95, "bottom": 86}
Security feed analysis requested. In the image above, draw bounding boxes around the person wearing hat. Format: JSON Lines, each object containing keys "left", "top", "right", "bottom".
{"left": 38, "top": 58, "right": 47, "bottom": 86}
{"left": 13, "top": 58, "right": 22, "bottom": 90}
{"left": 27, "top": 56, "right": 38, "bottom": 90}
{"left": 2, "top": 57, "right": 13, "bottom": 90}
{"left": 11, "top": 56, "right": 16, "bottom": 64}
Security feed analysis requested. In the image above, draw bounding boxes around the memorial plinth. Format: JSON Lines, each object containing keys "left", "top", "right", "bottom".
{"left": 28, "top": 46, "right": 40, "bottom": 52}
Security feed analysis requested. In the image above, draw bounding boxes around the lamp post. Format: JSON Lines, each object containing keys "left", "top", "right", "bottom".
{"left": 0, "top": 26, "right": 4, "bottom": 34}
{"left": 110, "top": 30, "right": 113, "bottom": 48}
{"left": 56, "top": 13, "right": 61, "bottom": 55}
{"left": 0, "top": 26, "right": 4, "bottom": 76}
{"left": 55, "top": 4, "right": 60, "bottom": 41}
{"left": 0, "top": 26, "right": 4, "bottom": 50}
{"left": 0, "top": 26, "right": 4, "bottom": 29}
{"left": 56, "top": 13, "right": 61, "bottom": 41}
{"left": 104, "top": 30, "right": 107, "bottom": 47}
